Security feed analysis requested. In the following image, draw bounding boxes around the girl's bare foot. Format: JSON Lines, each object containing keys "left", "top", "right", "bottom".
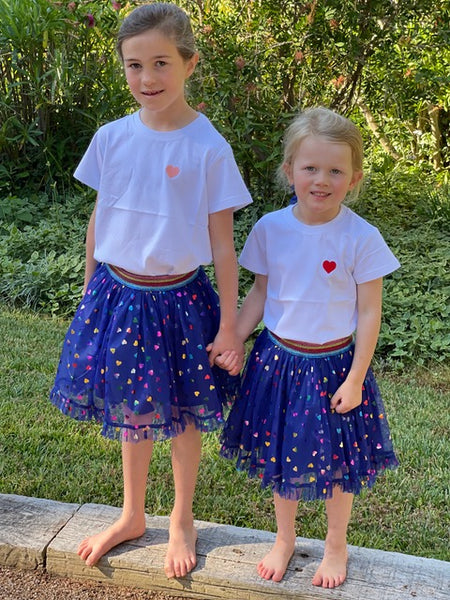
{"left": 312, "top": 538, "right": 348, "bottom": 588}
{"left": 77, "top": 515, "right": 146, "bottom": 567}
{"left": 257, "top": 536, "right": 295, "bottom": 582}
{"left": 164, "top": 521, "right": 198, "bottom": 579}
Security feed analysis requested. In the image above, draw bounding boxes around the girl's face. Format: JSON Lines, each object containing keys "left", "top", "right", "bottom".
{"left": 122, "top": 28, "right": 198, "bottom": 130}
{"left": 284, "top": 135, "right": 362, "bottom": 225}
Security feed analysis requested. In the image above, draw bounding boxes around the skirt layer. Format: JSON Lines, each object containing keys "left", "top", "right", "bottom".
{"left": 221, "top": 329, "right": 398, "bottom": 500}
{"left": 50, "top": 263, "right": 239, "bottom": 442}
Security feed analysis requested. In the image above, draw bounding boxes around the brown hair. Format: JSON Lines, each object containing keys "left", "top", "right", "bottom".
{"left": 117, "top": 3, "right": 196, "bottom": 62}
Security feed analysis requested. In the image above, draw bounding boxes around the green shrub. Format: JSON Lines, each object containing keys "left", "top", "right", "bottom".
{"left": 0, "top": 249, "right": 84, "bottom": 315}
{"left": 352, "top": 170, "right": 450, "bottom": 366}
{"left": 380, "top": 230, "right": 449, "bottom": 366}
{"left": 0, "top": 193, "right": 91, "bottom": 315}
{"left": 0, "top": 193, "right": 50, "bottom": 229}
{"left": 0, "top": 0, "right": 135, "bottom": 194}
{"left": 416, "top": 184, "right": 450, "bottom": 232}
{"left": 2, "top": 1, "right": 447, "bottom": 197}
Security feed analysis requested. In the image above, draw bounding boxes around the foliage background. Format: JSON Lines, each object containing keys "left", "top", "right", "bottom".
{"left": 0, "top": 0, "right": 449, "bottom": 366}
{"left": 1, "top": 0, "right": 449, "bottom": 196}
{"left": 0, "top": 0, "right": 449, "bottom": 568}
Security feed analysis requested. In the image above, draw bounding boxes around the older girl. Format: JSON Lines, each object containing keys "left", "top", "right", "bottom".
{"left": 50, "top": 2, "right": 251, "bottom": 578}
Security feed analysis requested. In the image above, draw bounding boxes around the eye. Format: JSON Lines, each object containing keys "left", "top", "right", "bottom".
{"left": 155, "top": 60, "right": 167, "bottom": 67}
{"left": 305, "top": 166, "right": 316, "bottom": 172}
{"left": 128, "top": 62, "right": 142, "bottom": 70}
{"left": 331, "top": 168, "right": 342, "bottom": 175}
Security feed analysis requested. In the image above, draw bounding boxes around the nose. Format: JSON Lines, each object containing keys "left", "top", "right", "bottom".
{"left": 141, "top": 68, "right": 155, "bottom": 87}
{"left": 315, "top": 170, "right": 330, "bottom": 186}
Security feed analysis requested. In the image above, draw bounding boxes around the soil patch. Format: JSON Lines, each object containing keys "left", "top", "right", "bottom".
{"left": 0, "top": 566, "right": 197, "bottom": 600}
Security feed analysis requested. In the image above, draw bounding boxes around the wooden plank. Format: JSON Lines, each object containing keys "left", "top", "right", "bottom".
{"left": 0, "top": 493, "right": 79, "bottom": 570}
{"left": 47, "top": 502, "right": 450, "bottom": 600}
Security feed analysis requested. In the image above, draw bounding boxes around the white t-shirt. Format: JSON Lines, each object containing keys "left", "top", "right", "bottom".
{"left": 240, "top": 205, "right": 400, "bottom": 344}
{"left": 74, "top": 111, "right": 252, "bottom": 275}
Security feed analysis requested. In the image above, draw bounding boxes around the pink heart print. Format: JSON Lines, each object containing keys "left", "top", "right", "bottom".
{"left": 322, "top": 260, "right": 336, "bottom": 273}
{"left": 165, "top": 165, "right": 180, "bottom": 178}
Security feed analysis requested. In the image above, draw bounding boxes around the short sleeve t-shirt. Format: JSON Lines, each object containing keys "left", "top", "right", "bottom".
{"left": 74, "top": 111, "right": 252, "bottom": 275}
{"left": 239, "top": 205, "right": 400, "bottom": 344}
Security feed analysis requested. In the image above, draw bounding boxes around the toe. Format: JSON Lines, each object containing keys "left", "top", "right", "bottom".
{"left": 272, "top": 569, "right": 284, "bottom": 582}
{"left": 164, "top": 563, "right": 175, "bottom": 579}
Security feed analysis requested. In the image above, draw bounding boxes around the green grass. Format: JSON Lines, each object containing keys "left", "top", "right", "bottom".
{"left": 1, "top": 305, "right": 449, "bottom": 562}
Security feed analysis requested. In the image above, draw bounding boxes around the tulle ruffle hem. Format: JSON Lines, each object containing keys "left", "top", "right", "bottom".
{"left": 221, "top": 328, "right": 398, "bottom": 500}
{"left": 50, "top": 263, "right": 239, "bottom": 442}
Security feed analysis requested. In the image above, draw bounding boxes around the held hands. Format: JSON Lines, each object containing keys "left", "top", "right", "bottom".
{"left": 330, "top": 378, "right": 363, "bottom": 414}
{"left": 206, "top": 330, "right": 244, "bottom": 376}
{"left": 213, "top": 349, "right": 243, "bottom": 376}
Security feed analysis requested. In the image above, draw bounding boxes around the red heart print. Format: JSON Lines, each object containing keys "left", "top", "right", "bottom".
{"left": 322, "top": 260, "right": 336, "bottom": 273}
{"left": 165, "top": 165, "right": 180, "bottom": 178}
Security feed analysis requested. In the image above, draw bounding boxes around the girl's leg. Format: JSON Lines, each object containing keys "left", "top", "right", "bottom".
{"left": 258, "top": 493, "right": 298, "bottom": 582}
{"left": 312, "top": 487, "right": 353, "bottom": 588}
{"left": 78, "top": 438, "right": 153, "bottom": 567}
{"left": 164, "top": 423, "right": 202, "bottom": 579}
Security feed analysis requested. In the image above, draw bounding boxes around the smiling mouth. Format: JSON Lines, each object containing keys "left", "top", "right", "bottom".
{"left": 142, "top": 89, "right": 163, "bottom": 97}
{"left": 311, "top": 191, "right": 330, "bottom": 197}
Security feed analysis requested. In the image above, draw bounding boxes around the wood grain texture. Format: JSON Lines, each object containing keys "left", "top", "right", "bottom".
{"left": 1, "top": 495, "right": 448, "bottom": 599}
{"left": 0, "top": 493, "right": 79, "bottom": 569}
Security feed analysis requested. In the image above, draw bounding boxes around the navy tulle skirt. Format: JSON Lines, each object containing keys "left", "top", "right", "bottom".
{"left": 50, "top": 263, "right": 239, "bottom": 442}
{"left": 221, "top": 328, "right": 398, "bottom": 501}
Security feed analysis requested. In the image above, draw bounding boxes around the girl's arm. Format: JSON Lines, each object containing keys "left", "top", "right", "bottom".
{"left": 235, "top": 273, "right": 267, "bottom": 342}
{"left": 330, "top": 277, "right": 383, "bottom": 413}
{"left": 83, "top": 198, "right": 98, "bottom": 294}
{"left": 207, "top": 208, "right": 243, "bottom": 370}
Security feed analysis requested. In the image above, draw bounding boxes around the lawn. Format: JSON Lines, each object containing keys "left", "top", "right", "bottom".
{"left": 1, "top": 305, "right": 449, "bottom": 562}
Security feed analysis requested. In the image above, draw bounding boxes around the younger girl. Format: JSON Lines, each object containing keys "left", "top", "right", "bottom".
{"left": 219, "top": 107, "right": 399, "bottom": 588}
{"left": 50, "top": 2, "right": 251, "bottom": 579}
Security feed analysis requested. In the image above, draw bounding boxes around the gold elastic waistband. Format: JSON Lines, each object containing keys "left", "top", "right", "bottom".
{"left": 270, "top": 332, "right": 353, "bottom": 354}
{"left": 107, "top": 264, "right": 197, "bottom": 288}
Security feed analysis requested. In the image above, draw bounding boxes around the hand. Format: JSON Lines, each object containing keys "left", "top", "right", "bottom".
{"left": 213, "top": 349, "right": 243, "bottom": 376}
{"left": 330, "top": 378, "right": 363, "bottom": 414}
{"left": 207, "top": 329, "right": 244, "bottom": 364}
{"left": 206, "top": 330, "right": 245, "bottom": 376}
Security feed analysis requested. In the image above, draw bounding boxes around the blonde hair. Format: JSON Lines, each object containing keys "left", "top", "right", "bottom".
{"left": 279, "top": 107, "right": 364, "bottom": 198}
{"left": 117, "top": 3, "right": 196, "bottom": 62}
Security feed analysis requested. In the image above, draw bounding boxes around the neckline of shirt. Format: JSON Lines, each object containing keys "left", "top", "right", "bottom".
{"left": 286, "top": 203, "right": 347, "bottom": 232}
{"left": 133, "top": 109, "right": 203, "bottom": 138}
